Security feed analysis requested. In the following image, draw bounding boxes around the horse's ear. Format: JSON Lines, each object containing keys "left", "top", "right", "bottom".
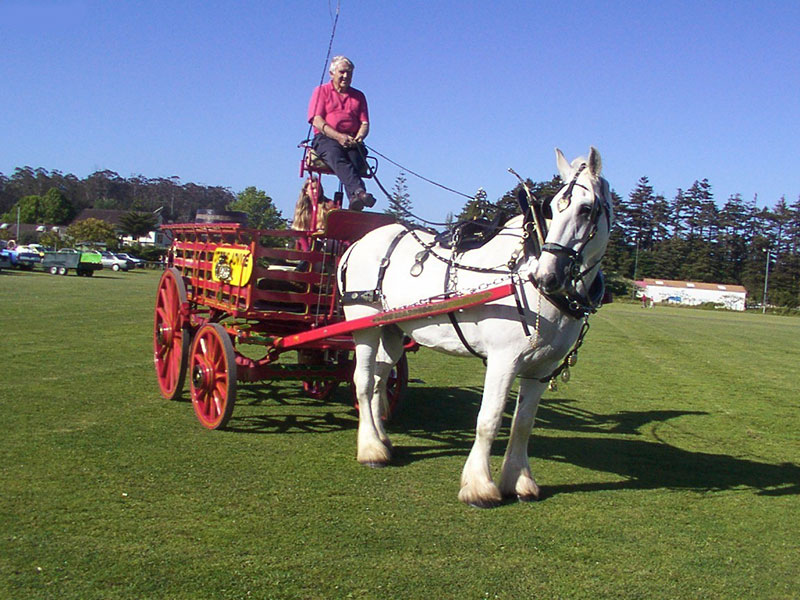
{"left": 555, "top": 148, "right": 571, "bottom": 180}
{"left": 587, "top": 146, "right": 602, "bottom": 177}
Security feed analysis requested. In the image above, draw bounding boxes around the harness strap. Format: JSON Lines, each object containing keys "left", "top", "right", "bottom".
{"left": 511, "top": 279, "right": 532, "bottom": 337}
{"left": 447, "top": 311, "right": 487, "bottom": 362}
{"left": 527, "top": 270, "right": 605, "bottom": 320}
{"left": 538, "top": 318, "right": 591, "bottom": 383}
{"left": 341, "top": 228, "right": 410, "bottom": 305}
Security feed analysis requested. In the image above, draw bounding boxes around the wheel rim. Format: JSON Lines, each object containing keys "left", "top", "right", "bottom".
{"left": 153, "top": 268, "right": 190, "bottom": 400}
{"left": 189, "top": 323, "right": 237, "bottom": 429}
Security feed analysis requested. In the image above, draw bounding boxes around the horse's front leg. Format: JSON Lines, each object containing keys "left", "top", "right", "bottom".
{"left": 352, "top": 328, "right": 392, "bottom": 467}
{"left": 459, "top": 356, "right": 517, "bottom": 508}
{"left": 499, "top": 377, "right": 546, "bottom": 501}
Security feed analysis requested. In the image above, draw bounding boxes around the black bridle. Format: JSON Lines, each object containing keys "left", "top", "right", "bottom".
{"left": 534, "top": 164, "right": 611, "bottom": 317}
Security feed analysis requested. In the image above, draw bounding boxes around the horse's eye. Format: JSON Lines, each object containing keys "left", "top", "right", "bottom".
{"left": 578, "top": 204, "right": 593, "bottom": 217}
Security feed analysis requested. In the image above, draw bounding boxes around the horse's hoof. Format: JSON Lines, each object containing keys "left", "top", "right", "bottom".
{"left": 467, "top": 498, "right": 502, "bottom": 509}
{"left": 517, "top": 492, "right": 541, "bottom": 503}
{"left": 460, "top": 485, "right": 503, "bottom": 509}
{"left": 360, "top": 460, "right": 389, "bottom": 469}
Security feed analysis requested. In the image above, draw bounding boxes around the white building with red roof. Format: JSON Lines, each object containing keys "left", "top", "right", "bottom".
{"left": 636, "top": 278, "right": 748, "bottom": 311}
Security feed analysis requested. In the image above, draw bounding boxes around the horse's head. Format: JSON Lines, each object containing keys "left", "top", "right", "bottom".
{"left": 531, "top": 147, "right": 613, "bottom": 298}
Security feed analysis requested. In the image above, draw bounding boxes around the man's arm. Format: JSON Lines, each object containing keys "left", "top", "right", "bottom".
{"left": 355, "top": 121, "right": 369, "bottom": 143}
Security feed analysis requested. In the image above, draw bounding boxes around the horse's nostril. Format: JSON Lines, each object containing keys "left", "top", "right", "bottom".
{"left": 538, "top": 272, "right": 561, "bottom": 293}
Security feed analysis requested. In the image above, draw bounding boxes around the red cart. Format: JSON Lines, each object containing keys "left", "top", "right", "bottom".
{"left": 153, "top": 154, "right": 515, "bottom": 429}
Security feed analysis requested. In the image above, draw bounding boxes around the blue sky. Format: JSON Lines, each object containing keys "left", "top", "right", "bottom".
{"left": 2, "top": 1, "right": 799, "bottom": 222}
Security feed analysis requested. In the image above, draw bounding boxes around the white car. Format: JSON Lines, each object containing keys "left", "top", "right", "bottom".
{"left": 98, "top": 251, "right": 130, "bottom": 271}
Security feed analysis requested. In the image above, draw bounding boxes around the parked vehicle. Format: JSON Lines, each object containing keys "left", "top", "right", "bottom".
{"left": 97, "top": 251, "right": 130, "bottom": 271}
{"left": 41, "top": 248, "right": 103, "bottom": 276}
{"left": 24, "top": 244, "right": 51, "bottom": 257}
{"left": 116, "top": 252, "right": 145, "bottom": 268}
{"left": 0, "top": 240, "right": 42, "bottom": 270}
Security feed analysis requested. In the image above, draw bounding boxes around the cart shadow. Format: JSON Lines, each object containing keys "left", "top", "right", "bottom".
{"left": 389, "top": 386, "right": 800, "bottom": 498}
{"left": 223, "top": 383, "right": 355, "bottom": 434}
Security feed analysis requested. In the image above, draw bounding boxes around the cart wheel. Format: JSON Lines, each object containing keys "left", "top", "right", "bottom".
{"left": 351, "top": 352, "right": 409, "bottom": 421}
{"left": 302, "top": 379, "right": 339, "bottom": 401}
{"left": 189, "top": 323, "right": 237, "bottom": 429}
{"left": 49, "top": 266, "right": 58, "bottom": 275}
{"left": 58, "top": 266, "right": 67, "bottom": 275}
{"left": 154, "top": 268, "right": 190, "bottom": 400}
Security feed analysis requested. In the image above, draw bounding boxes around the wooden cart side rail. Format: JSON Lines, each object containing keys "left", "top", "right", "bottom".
{"left": 171, "top": 238, "right": 334, "bottom": 265}
{"left": 272, "top": 283, "right": 516, "bottom": 351}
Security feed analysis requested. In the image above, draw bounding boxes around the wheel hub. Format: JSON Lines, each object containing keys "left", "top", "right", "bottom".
{"left": 192, "top": 364, "right": 209, "bottom": 389}
{"left": 156, "top": 323, "right": 172, "bottom": 346}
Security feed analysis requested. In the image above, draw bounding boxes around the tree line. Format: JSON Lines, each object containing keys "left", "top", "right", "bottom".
{"left": 3, "top": 164, "right": 798, "bottom": 308}
{"left": 0, "top": 167, "right": 286, "bottom": 248}
{"left": 0, "top": 166, "right": 239, "bottom": 225}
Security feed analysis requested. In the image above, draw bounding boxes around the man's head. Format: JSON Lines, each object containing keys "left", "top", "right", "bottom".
{"left": 329, "top": 55, "right": 354, "bottom": 92}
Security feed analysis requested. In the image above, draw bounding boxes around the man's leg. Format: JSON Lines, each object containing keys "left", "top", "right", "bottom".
{"left": 312, "top": 136, "right": 366, "bottom": 202}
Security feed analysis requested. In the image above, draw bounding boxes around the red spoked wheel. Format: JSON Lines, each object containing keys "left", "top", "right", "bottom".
{"left": 302, "top": 379, "right": 339, "bottom": 401}
{"left": 154, "top": 268, "right": 190, "bottom": 400}
{"left": 351, "top": 352, "right": 409, "bottom": 421}
{"left": 189, "top": 323, "right": 237, "bottom": 429}
{"left": 300, "top": 350, "right": 348, "bottom": 401}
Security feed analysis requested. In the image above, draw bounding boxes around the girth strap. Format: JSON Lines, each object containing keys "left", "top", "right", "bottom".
{"left": 341, "top": 228, "right": 411, "bottom": 305}
{"left": 447, "top": 311, "right": 486, "bottom": 362}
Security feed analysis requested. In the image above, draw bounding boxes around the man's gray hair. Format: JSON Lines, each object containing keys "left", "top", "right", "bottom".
{"left": 329, "top": 55, "right": 354, "bottom": 73}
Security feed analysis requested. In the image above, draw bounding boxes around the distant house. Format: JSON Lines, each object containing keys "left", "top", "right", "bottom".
{"left": 0, "top": 222, "right": 61, "bottom": 242}
{"left": 636, "top": 278, "right": 748, "bottom": 311}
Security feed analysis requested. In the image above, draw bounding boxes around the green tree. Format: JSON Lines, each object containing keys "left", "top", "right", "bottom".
{"left": 119, "top": 211, "right": 158, "bottom": 238}
{"left": 2, "top": 194, "right": 43, "bottom": 224}
{"left": 227, "top": 187, "right": 285, "bottom": 230}
{"left": 385, "top": 172, "right": 417, "bottom": 226}
{"left": 40, "top": 187, "right": 75, "bottom": 224}
{"left": 65, "top": 218, "right": 118, "bottom": 248}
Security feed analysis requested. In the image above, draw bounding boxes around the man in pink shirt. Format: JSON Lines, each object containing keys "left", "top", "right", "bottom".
{"left": 307, "top": 56, "right": 376, "bottom": 211}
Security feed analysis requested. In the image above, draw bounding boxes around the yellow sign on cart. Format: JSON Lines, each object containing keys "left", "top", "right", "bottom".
{"left": 211, "top": 247, "right": 253, "bottom": 287}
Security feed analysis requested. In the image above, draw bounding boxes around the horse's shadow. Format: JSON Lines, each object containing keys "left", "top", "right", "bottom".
{"left": 227, "top": 383, "right": 800, "bottom": 498}
{"left": 394, "top": 386, "right": 799, "bottom": 498}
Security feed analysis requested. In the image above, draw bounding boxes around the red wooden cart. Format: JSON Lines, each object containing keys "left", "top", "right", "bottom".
{"left": 153, "top": 154, "right": 515, "bottom": 429}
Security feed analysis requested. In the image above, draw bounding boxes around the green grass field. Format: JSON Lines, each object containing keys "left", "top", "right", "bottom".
{"left": 1, "top": 268, "right": 798, "bottom": 599}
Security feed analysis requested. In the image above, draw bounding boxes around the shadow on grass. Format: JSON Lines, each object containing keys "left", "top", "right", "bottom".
{"left": 223, "top": 382, "right": 355, "bottom": 434}
{"left": 394, "top": 386, "right": 800, "bottom": 498}
{"left": 225, "top": 382, "right": 800, "bottom": 497}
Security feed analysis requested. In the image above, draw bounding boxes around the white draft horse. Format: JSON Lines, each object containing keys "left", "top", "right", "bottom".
{"left": 337, "top": 148, "right": 613, "bottom": 507}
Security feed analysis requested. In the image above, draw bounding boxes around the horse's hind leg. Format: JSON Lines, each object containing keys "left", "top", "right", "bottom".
{"left": 459, "top": 357, "right": 517, "bottom": 508}
{"left": 372, "top": 326, "right": 405, "bottom": 449}
{"left": 499, "top": 377, "right": 546, "bottom": 501}
{"left": 352, "top": 327, "right": 392, "bottom": 467}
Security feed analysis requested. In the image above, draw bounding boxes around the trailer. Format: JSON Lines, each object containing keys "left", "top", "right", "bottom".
{"left": 154, "top": 209, "right": 515, "bottom": 430}
{"left": 41, "top": 249, "right": 103, "bottom": 276}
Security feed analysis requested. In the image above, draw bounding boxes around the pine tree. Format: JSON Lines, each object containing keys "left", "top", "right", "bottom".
{"left": 385, "top": 172, "right": 416, "bottom": 226}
